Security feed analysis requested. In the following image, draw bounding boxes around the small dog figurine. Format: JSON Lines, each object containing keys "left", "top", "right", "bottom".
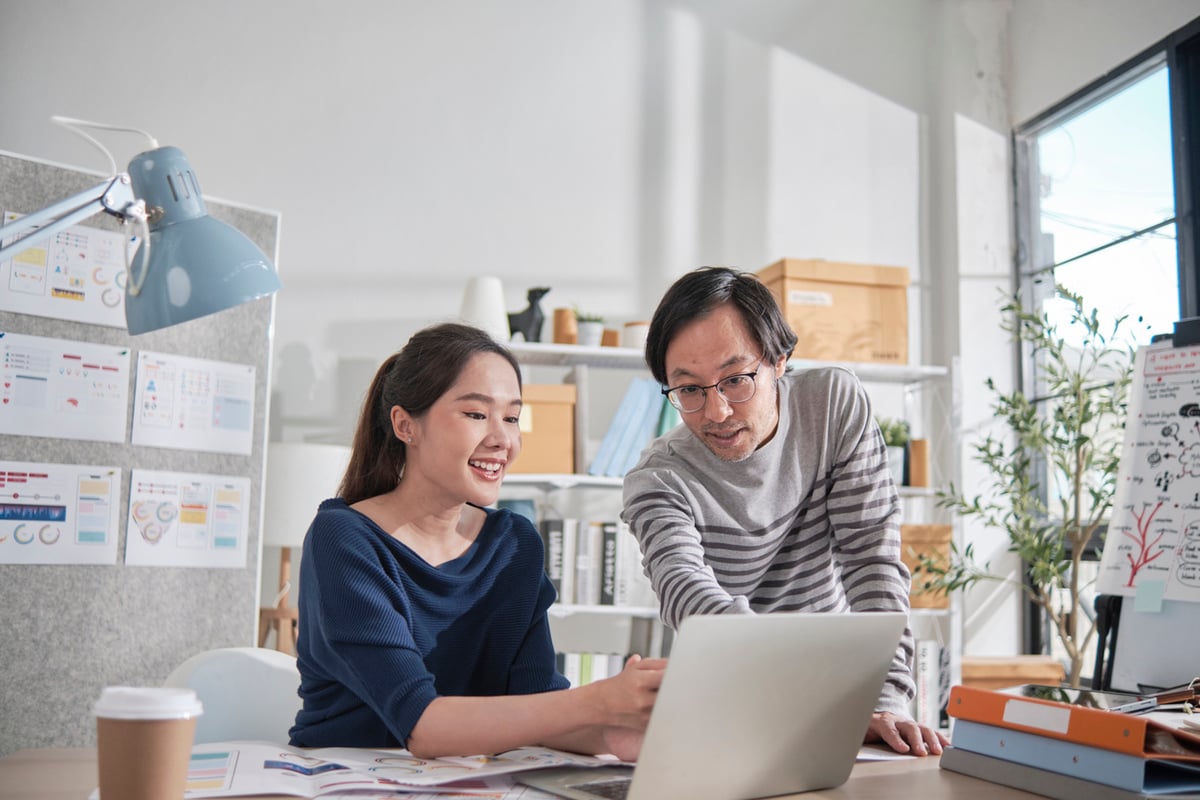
{"left": 508, "top": 287, "right": 550, "bottom": 342}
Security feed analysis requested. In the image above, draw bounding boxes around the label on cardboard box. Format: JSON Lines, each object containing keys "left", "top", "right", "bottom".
{"left": 787, "top": 289, "right": 834, "bottom": 307}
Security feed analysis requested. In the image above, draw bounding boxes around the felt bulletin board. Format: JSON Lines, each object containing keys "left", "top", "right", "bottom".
{"left": 0, "top": 150, "right": 278, "bottom": 755}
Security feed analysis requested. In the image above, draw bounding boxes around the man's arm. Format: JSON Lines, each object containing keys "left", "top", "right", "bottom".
{"left": 621, "top": 468, "right": 752, "bottom": 630}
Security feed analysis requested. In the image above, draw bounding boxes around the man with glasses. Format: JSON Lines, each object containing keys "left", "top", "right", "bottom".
{"left": 622, "top": 266, "right": 948, "bottom": 756}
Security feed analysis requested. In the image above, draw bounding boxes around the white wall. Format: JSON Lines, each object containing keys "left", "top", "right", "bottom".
{"left": 4, "top": 0, "right": 1200, "bottom": 661}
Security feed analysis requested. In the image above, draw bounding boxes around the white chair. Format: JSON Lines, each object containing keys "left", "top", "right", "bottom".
{"left": 164, "top": 646, "right": 302, "bottom": 744}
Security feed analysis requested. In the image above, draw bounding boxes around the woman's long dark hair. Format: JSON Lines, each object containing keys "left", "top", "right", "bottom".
{"left": 339, "top": 323, "right": 522, "bottom": 504}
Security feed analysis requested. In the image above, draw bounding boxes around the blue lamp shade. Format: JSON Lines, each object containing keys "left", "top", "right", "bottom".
{"left": 124, "top": 146, "right": 281, "bottom": 335}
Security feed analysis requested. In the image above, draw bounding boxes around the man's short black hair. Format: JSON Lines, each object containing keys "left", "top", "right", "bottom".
{"left": 644, "top": 266, "right": 798, "bottom": 385}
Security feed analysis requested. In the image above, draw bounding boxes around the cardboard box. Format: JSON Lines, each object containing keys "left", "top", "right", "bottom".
{"left": 511, "top": 384, "right": 576, "bottom": 474}
{"left": 756, "top": 258, "right": 909, "bottom": 364}
{"left": 900, "top": 524, "right": 952, "bottom": 609}
{"left": 961, "top": 655, "right": 1065, "bottom": 691}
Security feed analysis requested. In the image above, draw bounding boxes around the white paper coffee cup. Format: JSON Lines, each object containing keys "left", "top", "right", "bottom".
{"left": 94, "top": 687, "right": 203, "bottom": 800}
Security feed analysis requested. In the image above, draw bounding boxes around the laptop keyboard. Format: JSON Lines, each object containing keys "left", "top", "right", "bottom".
{"left": 568, "top": 777, "right": 632, "bottom": 799}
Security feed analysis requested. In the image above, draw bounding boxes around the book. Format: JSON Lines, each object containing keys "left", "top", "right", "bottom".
{"left": 562, "top": 652, "right": 582, "bottom": 687}
{"left": 947, "top": 684, "right": 1200, "bottom": 757}
{"left": 574, "top": 521, "right": 604, "bottom": 605}
{"left": 613, "top": 378, "right": 663, "bottom": 476}
{"left": 913, "top": 638, "right": 942, "bottom": 729}
{"left": 940, "top": 746, "right": 1200, "bottom": 800}
{"left": 559, "top": 519, "right": 578, "bottom": 606}
{"left": 603, "top": 377, "right": 656, "bottom": 477}
{"left": 587, "top": 379, "right": 645, "bottom": 476}
{"left": 950, "top": 718, "right": 1200, "bottom": 794}
{"left": 540, "top": 517, "right": 565, "bottom": 597}
{"left": 599, "top": 522, "right": 618, "bottom": 605}
{"left": 613, "top": 520, "right": 656, "bottom": 608}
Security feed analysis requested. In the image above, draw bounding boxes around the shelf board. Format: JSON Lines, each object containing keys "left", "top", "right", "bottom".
{"left": 508, "top": 342, "right": 947, "bottom": 384}
{"left": 788, "top": 359, "right": 948, "bottom": 383}
{"left": 508, "top": 341, "right": 646, "bottom": 369}
{"left": 549, "top": 604, "right": 660, "bottom": 619}
{"left": 898, "top": 486, "right": 938, "bottom": 499}
{"left": 503, "top": 473, "right": 623, "bottom": 491}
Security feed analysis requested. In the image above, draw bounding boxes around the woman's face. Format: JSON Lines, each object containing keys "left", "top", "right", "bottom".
{"left": 399, "top": 351, "right": 523, "bottom": 507}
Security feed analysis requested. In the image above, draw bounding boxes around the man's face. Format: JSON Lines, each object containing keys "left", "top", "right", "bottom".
{"left": 662, "top": 303, "right": 787, "bottom": 462}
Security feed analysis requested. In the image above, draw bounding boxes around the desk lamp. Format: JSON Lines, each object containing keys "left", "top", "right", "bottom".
{"left": 0, "top": 119, "right": 280, "bottom": 334}
{"left": 260, "top": 442, "right": 351, "bottom": 654}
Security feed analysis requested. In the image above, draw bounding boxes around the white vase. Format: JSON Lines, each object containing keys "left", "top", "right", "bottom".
{"left": 459, "top": 276, "right": 510, "bottom": 340}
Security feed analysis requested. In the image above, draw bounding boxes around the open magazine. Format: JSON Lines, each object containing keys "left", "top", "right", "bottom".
{"left": 90, "top": 741, "right": 625, "bottom": 799}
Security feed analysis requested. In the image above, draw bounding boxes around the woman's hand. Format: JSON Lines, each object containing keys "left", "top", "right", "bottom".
{"left": 593, "top": 654, "right": 667, "bottom": 730}
{"left": 863, "top": 711, "right": 949, "bottom": 756}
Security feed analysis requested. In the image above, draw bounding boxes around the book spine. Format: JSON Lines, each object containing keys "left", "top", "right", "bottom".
{"left": 559, "top": 519, "right": 578, "bottom": 606}
{"left": 574, "top": 521, "right": 603, "bottom": 606}
{"left": 599, "top": 522, "right": 618, "bottom": 605}
{"left": 912, "top": 638, "right": 942, "bottom": 729}
{"left": 540, "top": 518, "right": 565, "bottom": 597}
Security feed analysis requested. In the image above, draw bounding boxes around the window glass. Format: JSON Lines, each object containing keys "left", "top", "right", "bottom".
{"left": 1032, "top": 66, "right": 1174, "bottom": 270}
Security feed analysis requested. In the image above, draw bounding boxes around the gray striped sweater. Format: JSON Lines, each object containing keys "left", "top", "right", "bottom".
{"left": 621, "top": 366, "right": 915, "bottom": 715}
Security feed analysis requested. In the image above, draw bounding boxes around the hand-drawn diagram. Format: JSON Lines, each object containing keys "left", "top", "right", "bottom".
{"left": 1098, "top": 342, "right": 1200, "bottom": 602}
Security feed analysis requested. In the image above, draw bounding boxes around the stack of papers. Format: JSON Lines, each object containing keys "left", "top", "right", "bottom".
{"left": 90, "top": 741, "right": 623, "bottom": 799}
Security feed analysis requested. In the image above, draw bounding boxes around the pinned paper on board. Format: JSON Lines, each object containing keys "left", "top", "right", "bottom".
{"left": 124, "top": 469, "right": 250, "bottom": 569}
{"left": 0, "top": 461, "right": 121, "bottom": 565}
{"left": 1097, "top": 340, "right": 1200, "bottom": 603}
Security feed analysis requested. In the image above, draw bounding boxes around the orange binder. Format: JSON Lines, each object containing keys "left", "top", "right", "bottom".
{"left": 947, "top": 684, "right": 1200, "bottom": 757}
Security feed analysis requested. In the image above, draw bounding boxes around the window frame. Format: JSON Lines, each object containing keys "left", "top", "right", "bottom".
{"left": 1011, "top": 16, "right": 1200, "bottom": 656}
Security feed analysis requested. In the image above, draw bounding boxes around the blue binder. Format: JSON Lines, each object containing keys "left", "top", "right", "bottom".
{"left": 951, "top": 718, "right": 1200, "bottom": 794}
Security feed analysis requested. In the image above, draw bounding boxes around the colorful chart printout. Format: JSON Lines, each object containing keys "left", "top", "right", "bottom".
{"left": 131, "top": 351, "right": 256, "bottom": 455}
{"left": 1, "top": 210, "right": 131, "bottom": 327}
{"left": 0, "top": 331, "right": 130, "bottom": 443}
{"left": 0, "top": 461, "right": 121, "bottom": 565}
{"left": 124, "top": 469, "right": 250, "bottom": 568}
{"left": 1098, "top": 340, "right": 1200, "bottom": 603}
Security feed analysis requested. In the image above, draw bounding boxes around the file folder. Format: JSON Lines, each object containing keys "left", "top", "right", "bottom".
{"left": 940, "top": 747, "right": 1200, "bottom": 800}
{"left": 948, "top": 684, "right": 1200, "bottom": 757}
{"left": 951, "top": 718, "right": 1200, "bottom": 794}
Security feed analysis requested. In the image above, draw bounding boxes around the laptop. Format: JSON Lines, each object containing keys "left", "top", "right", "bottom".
{"left": 518, "top": 611, "right": 907, "bottom": 800}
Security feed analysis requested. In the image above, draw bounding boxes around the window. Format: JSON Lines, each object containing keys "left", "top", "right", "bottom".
{"left": 1013, "top": 19, "right": 1200, "bottom": 665}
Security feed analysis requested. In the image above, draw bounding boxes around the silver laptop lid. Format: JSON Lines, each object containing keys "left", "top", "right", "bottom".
{"left": 626, "top": 611, "right": 906, "bottom": 800}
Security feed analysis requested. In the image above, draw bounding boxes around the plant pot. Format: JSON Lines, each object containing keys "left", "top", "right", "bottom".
{"left": 576, "top": 321, "right": 604, "bottom": 347}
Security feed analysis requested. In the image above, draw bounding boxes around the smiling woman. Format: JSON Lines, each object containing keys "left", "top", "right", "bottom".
{"left": 288, "top": 322, "right": 667, "bottom": 761}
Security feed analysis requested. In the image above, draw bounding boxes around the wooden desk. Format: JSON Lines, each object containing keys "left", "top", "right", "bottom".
{"left": 0, "top": 747, "right": 1043, "bottom": 799}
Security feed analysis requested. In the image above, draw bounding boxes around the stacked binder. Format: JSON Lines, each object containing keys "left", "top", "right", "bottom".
{"left": 940, "top": 684, "right": 1200, "bottom": 800}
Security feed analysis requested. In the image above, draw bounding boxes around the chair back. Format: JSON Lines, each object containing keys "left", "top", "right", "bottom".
{"left": 164, "top": 646, "right": 301, "bottom": 744}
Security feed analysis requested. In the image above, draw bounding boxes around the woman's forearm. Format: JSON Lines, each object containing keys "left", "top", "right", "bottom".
{"left": 406, "top": 684, "right": 606, "bottom": 759}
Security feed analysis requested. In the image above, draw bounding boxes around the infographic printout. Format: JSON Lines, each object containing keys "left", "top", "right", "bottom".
{"left": 131, "top": 351, "right": 256, "bottom": 455}
{"left": 1, "top": 211, "right": 130, "bottom": 328}
{"left": 124, "top": 469, "right": 251, "bottom": 568}
{"left": 0, "top": 331, "right": 130, "bottom": 442}
{"left": 1097, "top": 341, "right": 1200, "bottom": 604}
{"left": 0, "top": 461, "right": 121, "bottom": 565}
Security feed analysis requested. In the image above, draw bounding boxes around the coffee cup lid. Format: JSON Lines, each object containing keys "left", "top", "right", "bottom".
{"left": 93, "top": 686, "right": 204, "bottom": 720}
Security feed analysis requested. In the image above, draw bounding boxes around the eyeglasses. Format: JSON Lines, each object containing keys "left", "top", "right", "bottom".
{"left": 662, "top": 360, "right": 764, "bottom": 413}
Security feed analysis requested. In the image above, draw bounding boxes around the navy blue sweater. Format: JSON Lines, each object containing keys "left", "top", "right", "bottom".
{"left": 289, "top": 498, "right": 568, "bottom": 748}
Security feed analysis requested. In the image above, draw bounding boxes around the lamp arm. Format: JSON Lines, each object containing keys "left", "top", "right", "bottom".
{"left": 0, "top": 174, "right": 143, "bottom": 262}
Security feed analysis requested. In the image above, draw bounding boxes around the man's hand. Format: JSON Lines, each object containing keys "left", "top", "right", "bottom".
{"left": 862, "top": 711, "right": 949, "bottom": 756}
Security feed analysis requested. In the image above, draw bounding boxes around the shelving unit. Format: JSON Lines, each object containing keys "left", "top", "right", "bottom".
{"left": 505, "top": 342, "right": 961, "bottom": 700}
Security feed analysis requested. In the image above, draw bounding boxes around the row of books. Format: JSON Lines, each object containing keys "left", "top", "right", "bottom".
{"left": 555, "top": 651, "right": 630, "bottom": 688}
{"left": 912, "top": 636, "right": 949, "bottom": 730}
{"left": 538, "top": 518, "right": 656, "bottom": 608}
{"left": 587, "top": 377, "right": 681, "bottom": 477}
{"left": 941, "top": 683, "right": 1200, "bottom": 799}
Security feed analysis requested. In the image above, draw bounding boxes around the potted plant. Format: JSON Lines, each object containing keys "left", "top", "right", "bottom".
{"left": 877, "top": 416, "right": 910, "bottom": 487}
{"left": 912, "top": 286, "right": 1136, "bottom": 687}
{"left": 574, "top": 310, "right": 605, "bottom": 347}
